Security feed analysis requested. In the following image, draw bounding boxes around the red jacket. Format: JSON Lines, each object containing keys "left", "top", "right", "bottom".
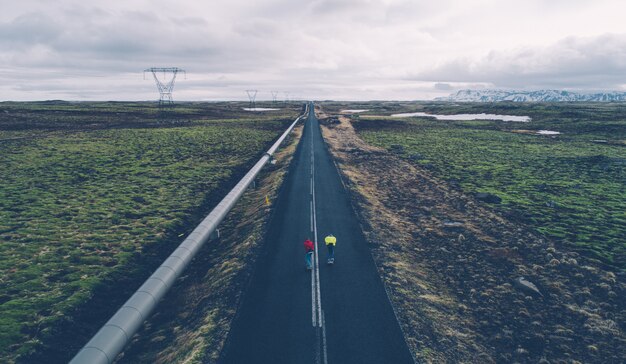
{"left": 304, "top": 239, "right": 314, "bottom": 252}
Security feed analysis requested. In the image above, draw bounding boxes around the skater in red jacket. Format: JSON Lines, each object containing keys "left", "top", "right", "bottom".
{"left": 304, "top": 239, "right": 314, "bottom": 270}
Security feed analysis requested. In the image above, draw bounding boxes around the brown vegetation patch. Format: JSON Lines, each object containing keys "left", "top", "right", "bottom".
{"left": 319, "top": 108, "right": 625, "bottom": 363}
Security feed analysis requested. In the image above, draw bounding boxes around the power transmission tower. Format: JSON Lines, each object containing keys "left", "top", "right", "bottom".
{"left": 271, "top": 90, "right": 278, "bottom": 104}
{"left": 144, "top": 67, "right": 186, "bottom": 106}
{"left": 284, "top": 92, "right": 290, "bottom": 103}
{"left": 246, "top": 90, "right": 258, "bottom": 108}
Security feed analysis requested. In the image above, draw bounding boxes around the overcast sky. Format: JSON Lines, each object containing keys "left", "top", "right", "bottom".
{"left": 1, "top": 0, "right": 625, "bottom": 101}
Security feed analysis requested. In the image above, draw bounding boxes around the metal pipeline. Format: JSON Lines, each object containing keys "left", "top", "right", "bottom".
{"left": 71, "top": 103, "right": 308, "bottom": 364}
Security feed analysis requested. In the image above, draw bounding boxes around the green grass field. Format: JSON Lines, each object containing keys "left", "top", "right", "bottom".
{"left": 340, "top": 102, "right": 625, "bottom": 270}
{"left": 0, "top": 101, "right": 299, "bottom": 360}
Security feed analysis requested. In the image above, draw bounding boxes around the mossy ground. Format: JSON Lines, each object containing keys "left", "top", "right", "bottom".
{"left": 0, "top": 101, "right": 301, "bottom": 362}
{"left": 117, "top": 125, "right": 303, "bottom": 364}
{"left": 319, "top": 108, "right": 625, "bottom": 363}
{"left": 324, "top": 101, "right": 625, "bottom": 270}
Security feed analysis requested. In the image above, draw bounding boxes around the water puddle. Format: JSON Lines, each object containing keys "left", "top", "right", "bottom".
{"left": 513, "top": 129, "right": 562, "bottom": 136}
{"left": 340, "top": 109, "right": 370, "bottom": 113}
{"left": 390, "top": 112, "right": 531, "bottom": 122}
{"left": 242, "top": 108, "right": 280, "bottom": 111}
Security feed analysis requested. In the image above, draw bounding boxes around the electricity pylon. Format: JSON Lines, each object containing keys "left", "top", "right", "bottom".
{"left": 144, "top": 67, "right": 185, "bottom": 106}
{"left": 271, "top": 91, "right": 278, "bottom": 104}
{"left": 246, "top": 90, "right": 258, "bottom": 108}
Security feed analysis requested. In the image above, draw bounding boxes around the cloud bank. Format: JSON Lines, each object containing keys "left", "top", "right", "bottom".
{"left": 1, "top": 0, "right": 625, "bottom": 100}
{"left": 416, "top": 34, "right": 626, "bottom": 90}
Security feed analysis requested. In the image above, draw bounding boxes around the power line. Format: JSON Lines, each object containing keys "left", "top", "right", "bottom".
{"left": 246, "top": 89, "right": 258, "bottom": 108}
{"left": 144, "top": 67, "right": 186, "bottom": 106}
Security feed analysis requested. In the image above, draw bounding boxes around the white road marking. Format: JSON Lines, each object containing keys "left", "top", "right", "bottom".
{"left": 309, "top": 112, "right": 328, "bottom": 364}
{"left": 313, "top": 170, "right": 321, "bottom": 328}
{"left": 310, "top": 115, "right": 322, "bottom": 329}
{"left": 322, "top": 310, "right": 328, "bottom": 364}
{"left": 311, "top": 257, "right": 316, "bottom": 326}
{"left": 310, "top": 199, "right": 316, "bottom": 326}
{"left": 309, "top": 119, "right": 315, "bottom": 327}
{"left": 310, "top": 201, "right": 314, "bottom": 234}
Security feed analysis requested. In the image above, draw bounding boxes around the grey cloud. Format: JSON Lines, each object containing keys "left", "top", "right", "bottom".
{"left": 414, "top": 33, "right": 626, "bottom": 90}
{"left": 434, "top": 82, "right": 452, "bottom": 91}
{"left": 308, "top": 0, "right": 362, "bottom": 15}
{"left": 0, "top": 12, "right": 63, "bottom": 46}
{"left": 1, "top": 9, "right": 233, "bottom": 73}
{"left": 233, "top": 18, "right": 283, "bottom": 38}
{"left": 2, "top": 1, "right": 626, "bottom": 101}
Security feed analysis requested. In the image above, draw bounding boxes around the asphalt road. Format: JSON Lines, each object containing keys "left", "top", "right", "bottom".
{"left": 220, "top": 103, "right": 414, "bottom": 364}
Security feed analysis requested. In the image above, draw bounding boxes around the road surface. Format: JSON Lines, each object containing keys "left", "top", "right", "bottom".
{"left": 221, "top": 103, "right": 414, "bottom": 364}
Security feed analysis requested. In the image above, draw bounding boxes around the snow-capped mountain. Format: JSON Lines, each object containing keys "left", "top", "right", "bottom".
{"left": 437, "top": 89, "right": 626, "bottom": 102}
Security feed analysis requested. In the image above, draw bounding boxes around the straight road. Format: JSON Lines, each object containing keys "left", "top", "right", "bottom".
{"left": 220, "top": 103, "right": 414, "bottom": 364}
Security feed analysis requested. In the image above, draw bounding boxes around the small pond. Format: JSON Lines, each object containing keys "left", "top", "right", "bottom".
{"left": 340, "top": 109, "right": 370, "bottom": 113}
{"left": 536, "top": 130, "right": 561, "bottom": 135}
{"left": 390, "top": 112, "right": 531, "bottom": 122}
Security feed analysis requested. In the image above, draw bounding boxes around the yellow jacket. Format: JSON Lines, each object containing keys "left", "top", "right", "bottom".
{"left": 324, "top": 235, "right": 336, "bottom": 246}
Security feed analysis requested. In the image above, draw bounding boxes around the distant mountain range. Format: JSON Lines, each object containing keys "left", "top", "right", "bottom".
{"left": 437, "top": 89, "right": 626, "bottom": 102}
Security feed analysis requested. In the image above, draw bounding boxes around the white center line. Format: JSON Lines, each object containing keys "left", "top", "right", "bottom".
{"left": 313, "top": 165, "right": 321, "bottom": 328}
{"left": 322, "top": 310, "right": 328, "bottom": 364}
{"left": 309, "top": 110, "right": 327, "bottom": 364}
{"left": 310, "top": 115, "right": 322, "bottom": 327}
{"left": 310, "top": 201, "right": 314, "bottom": 233}
{"left": 310, "top": 199, "right": 316, "bottom": 326}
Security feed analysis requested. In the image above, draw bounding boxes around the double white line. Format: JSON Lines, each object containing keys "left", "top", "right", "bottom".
{"left": 309, "top": 114, "right": 327, "bottom": 364}
{"left": 310, "top": 120, "right": 322, "bottom": 327}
